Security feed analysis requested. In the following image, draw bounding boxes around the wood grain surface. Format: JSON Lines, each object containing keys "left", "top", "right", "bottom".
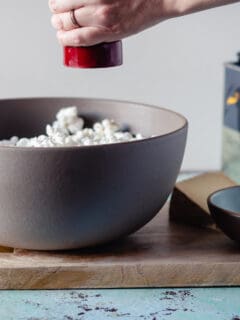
{"left": 0, "top": 204, "right": 240, "bottom": 289}
{"left": 170, "top": 172, "right": 236, "bottom": 229}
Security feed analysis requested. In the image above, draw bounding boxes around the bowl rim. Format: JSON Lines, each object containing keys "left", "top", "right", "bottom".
{"left": 0, "top": 97, "right": 188, "bottom": 152}
{"left": 207, "top": 185, "right": 240, "bottom": 218}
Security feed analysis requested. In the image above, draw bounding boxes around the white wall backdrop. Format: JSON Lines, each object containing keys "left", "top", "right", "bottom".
{"left": 0, "top": 2, "right": 239, "bottom": 170}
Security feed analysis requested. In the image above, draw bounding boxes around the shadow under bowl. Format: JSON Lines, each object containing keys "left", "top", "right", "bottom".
{"left": 208, "top": 186, "right": 240, "bottom": 243}
{"left": 0, "top": 97, "right": 188, "bottom": 250}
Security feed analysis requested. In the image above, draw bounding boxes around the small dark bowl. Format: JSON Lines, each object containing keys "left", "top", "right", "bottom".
{"left": 208, "top": 186, "right": 240, "bottom": 243}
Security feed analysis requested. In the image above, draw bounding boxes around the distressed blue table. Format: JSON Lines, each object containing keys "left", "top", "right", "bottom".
{"left": 0, "top": 288, "right": 240, "bottom": 319}
{"left": 1, "top": 173, "right": 239, "bottom": 320}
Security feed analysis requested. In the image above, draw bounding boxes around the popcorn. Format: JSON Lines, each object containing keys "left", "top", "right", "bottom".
{"left": 68, "top": 119, "right": 84, "bottom": 134}
{"left": 0, "top": 106, "right": 144, "bottom": 148}
{"left": 17, "top": 138, "right": 30, "bottom": 147}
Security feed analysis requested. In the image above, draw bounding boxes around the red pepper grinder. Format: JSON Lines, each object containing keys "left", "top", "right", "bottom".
{"left": 64, "top": 41, "right": 123, "bottom": 68}
{"left": 64, "top": 10, "right": 122, "bottom": 68}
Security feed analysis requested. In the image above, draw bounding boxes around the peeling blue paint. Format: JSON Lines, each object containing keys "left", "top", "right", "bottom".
{"left": 0, "top": 288, "right": 239, "bottom": 320}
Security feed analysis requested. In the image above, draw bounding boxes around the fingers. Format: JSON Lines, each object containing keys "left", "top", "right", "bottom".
{"left": 57, "top": 27, "right": 115, "bottom": 46}
{"left": 51, "top": 7, "right": 98, "bottom": 31}
{"left": 49, "top": 0, "right": 94, "bottom": 13}
{"left": 50, "top": 0, "right": 120, "bottom": 46}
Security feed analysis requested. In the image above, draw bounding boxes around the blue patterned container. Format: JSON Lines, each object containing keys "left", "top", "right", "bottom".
{"left": 223, "top": 54, "right": 240, "bottom": 182}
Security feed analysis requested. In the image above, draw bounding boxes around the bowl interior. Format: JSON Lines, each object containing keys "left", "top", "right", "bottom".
{"left": 210, "top": 187, "right": 240, "bottom": 215}
{"left": 0, "top": 98, "right": 186, "bottom": 141}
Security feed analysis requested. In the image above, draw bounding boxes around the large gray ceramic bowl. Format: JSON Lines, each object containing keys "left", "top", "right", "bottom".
{"left": 0, "top": 98, "right": 188, "bottom": 250}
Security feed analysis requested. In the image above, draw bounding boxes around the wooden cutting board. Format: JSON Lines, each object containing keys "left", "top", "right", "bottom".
{"left": 0, "top": 203, "right": 240, "bottom": 289}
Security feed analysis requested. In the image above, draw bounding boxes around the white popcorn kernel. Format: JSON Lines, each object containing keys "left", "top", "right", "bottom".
{"left": 17, "top": 138, "right": 30, "bottom": 147}
{"left": 136, "top": 133, "right": 143, "bottom": 140}
{"left": 68, "top": 119, "right": 84, "bottom": 134}
{"left": 10, "top": 136, "right": 19, "bottom": 144}
{"left": 75, "top": 131, "right": 84, "bottom": 140}
{"left": 46, "top": 124, "right": 54, "bottom": 137}
{"left": 102, "top": 119, "right": 119, "bottom": 132}
{"left": 93, "top": 122, "right": 103, "bottom": 133}
{"left": 38, "top": 135, "right": 47, "bottom": 142}
{"left": 56, "top": 106, "right": 78, "bottom": 122}
{"left": 63, "top": 136, "right": 74, "bottom": 146}
{"left": 52, "top": 134, "right": 65, "bottom": 145}
{"left": 0, "top": 140, "right": 10, "bottom": 147}
{"left": 82, "top": 138, "right": 92, "bottom": 146}
{"left": 0, "top": 106, "right": 144, "bottom": 147}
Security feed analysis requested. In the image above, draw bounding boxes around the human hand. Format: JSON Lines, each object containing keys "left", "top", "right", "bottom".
{"left": 49, "top": 0, "right": 178, "bottom": 47}
{"left": 49, "top": 0, "right": 240, "bottom": 47}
